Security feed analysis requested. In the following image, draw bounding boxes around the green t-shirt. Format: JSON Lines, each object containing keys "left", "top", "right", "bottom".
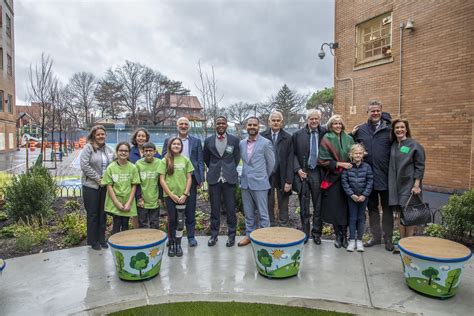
{"left": 135, "top": 157, "right": 161, "bottom": 209}
{"left": 102, "top": 161, "right": 141, "bottom": 217}
{"left": 157, "top": 155, "right": 194, "bottom": 197}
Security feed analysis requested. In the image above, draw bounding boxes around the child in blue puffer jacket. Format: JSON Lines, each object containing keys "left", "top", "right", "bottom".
{"left": 342, "top": 144, "right": 373, "bottom": 252}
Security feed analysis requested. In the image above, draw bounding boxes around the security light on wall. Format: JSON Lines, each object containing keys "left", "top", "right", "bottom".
{"left": 318, "top": 42, "right": 339, "bottom": 60}
{"left": 405, "top": 19, "right": 414, "bottom": 31}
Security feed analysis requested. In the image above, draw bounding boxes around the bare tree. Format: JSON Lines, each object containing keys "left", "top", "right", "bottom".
{"left": 225, "top": 102, "right": 254, "bottom": 139}
{"left": 106, "top": 60, "right": 150, "bottom": 126}
{"left": 94, "top": 78, "right": 125, "bottom": 119}
{"left": 195, "top": 61, "right": 224, "bottom": 136}
{"left": 27, "top": 53, "right": 55, "bottom": 160}
{"left": 65, "top": 72, "right": 97, "bottom": 127}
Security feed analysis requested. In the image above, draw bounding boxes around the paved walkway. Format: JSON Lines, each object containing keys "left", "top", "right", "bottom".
{"left": 0, "top": 237, "right": 472, "bottom": 315}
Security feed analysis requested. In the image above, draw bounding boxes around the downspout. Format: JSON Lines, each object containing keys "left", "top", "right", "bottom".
{"left": 398, "top": 22, "right": 404, "bottom": 117}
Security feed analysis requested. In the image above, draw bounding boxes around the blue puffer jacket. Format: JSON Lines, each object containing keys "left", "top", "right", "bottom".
{"left": 352, "top": 113, "right": 391, "bottom": 191}
{"left": 341, "top": 162, "right": 374, "bottom": 197}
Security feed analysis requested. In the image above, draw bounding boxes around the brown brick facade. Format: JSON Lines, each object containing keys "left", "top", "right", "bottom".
{"left": 334, "top": 0, "right": 474, "bottom": 192}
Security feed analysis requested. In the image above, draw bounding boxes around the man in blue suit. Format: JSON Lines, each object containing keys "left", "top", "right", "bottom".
{"left": 163, "top": 117, "right": 205, "bottom": 247}
{"left": 238, "top": 117, "right": 275, "bottom": 247}
{"left": 203, "top": 116, "right": 241, "bottom": 247}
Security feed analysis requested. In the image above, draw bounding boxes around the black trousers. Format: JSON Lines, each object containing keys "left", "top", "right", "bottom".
{"left": 298, "top": 168, "right": 323, "bottom": 238}
{"left": 184, "top": 178, "right": 198, "bottom": 238}
{"left": 83, "top": 186, "right": 107, "bottom": 246}
{"left": 367, "top": 189, "right": 393, "bottom": 241}
{"left": 209, "top": 182, "right": 237, "bottom": 237}
{"left": 268, "top": 174, "right": 290, "bottom": 227}
{"left": 137, "top": 207, "right": 160, "bottom": 229}
{"left": 112, "top": 215, "right": 129, "bottom": 234}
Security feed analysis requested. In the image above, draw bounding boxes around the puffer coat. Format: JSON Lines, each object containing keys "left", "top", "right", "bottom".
{"left": 341, "top": 161, "right": 374, "bottom": 197}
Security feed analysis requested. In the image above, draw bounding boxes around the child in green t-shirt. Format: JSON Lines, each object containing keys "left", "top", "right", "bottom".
{"left": 136, "top": 142, "right": 161, "bottom": 229}
{"left": 102, "top": 142, "right": 141, "bottom": 234}
{"left": 158, "top": 137, "right": 194, "bottom": 257}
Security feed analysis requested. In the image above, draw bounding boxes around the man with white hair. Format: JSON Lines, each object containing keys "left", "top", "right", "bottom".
{"left": 261, "top": 111, "right": 294, "bottom": 227}
{"left": 292, "top": 109, "right": 327, "bottom": 244}
{"left": 163, "top": 117, "right": 205, "bottom": 247}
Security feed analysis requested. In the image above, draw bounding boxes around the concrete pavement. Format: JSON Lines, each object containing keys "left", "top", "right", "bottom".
{"left": 1, "top": 237, "right": 472, "bottom": 315}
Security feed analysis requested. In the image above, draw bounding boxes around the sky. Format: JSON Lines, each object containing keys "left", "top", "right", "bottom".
{"left": 14, "top": 0, "right": 334, "bottom": 107}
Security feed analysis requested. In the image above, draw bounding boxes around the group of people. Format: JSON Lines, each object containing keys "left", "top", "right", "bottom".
{"left": 80, "top": 99, "right": 426, "bottom": 257}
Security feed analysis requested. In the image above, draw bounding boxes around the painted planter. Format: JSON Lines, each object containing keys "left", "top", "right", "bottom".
{"left": 249, "top": 227, "right": 306, "bottom": 279}
{"left": 108, "top": 229, "right": 167, "bottom": 281}
{"left": 398, "top": 237, "right": 472, "bottom": 298}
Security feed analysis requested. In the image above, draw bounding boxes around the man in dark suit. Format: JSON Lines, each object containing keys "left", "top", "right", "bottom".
{"left": 163, "top": 116, "right": 205, "bottom": 247}
{"left": 261, "top": 111, "right": 294, "bottom": 227}
{"left": 292, "top": 109, "right": 327, "bottom": 244}
{"left": 203, "top": 116, "right": 241, "bottom": 247}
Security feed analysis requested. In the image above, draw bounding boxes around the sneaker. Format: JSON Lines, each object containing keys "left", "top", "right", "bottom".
{"left": 356, "top": 240, "right": 365, "bottom": 252}
{"left": 188, "top": 237, "right": 198, "bottom": 247}
{"left": 346, "top": 240, "right": 356, "bottom": 252}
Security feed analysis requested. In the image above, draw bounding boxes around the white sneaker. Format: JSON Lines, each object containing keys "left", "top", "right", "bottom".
{"left": 356, "top": 240, "right": 365, "bottom": 252}
{"left": 347, "top": 239, "right": 356, "bottom": 252}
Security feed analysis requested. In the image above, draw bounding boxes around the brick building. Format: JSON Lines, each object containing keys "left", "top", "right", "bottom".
{"left": 333, "top": 0, "right": 473, "bottom": 192}
{"left": 0, "top": 0, "right": 15, "bottom": 153}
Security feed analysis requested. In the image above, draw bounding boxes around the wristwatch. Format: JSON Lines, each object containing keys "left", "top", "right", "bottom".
{"left": 184, "top": 192, "right": 190, "bottom": 197}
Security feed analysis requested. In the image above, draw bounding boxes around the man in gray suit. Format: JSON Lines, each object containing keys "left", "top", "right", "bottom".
{"left": 238, "top": 117, "right": 275, "bottom": 246}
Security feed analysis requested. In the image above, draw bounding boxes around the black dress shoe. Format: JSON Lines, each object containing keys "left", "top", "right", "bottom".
{"left": 385, "top": 240, "right": 394, "bottom": 252}
{"left": 208, "top": 236, "right": 218, "bottom": 247}
{"left": 100, "top": 242, "right": 109, "bottom": 249}
{"left": 364, "top": 238, "right": 381, "bottom": 247}
{"left": 226, "top": 237, "right": 235, "bottom": 247}
{"left": 313, "top": 235, "right": 322, "bottom": 245}
{"left": 91, "top": 244, "right": 101, "bottom": 251}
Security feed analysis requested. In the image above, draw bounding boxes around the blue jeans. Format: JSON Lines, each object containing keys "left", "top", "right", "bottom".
{"left": 241, "top": 189, "right": 270, "bottom": 236}
{"left": 348, "top": 198, "right": 368, "bottom": 240}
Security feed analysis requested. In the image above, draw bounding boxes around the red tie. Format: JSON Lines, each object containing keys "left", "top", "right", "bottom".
{"left": 217, "top": 135, "right": 225, "bottom": 140}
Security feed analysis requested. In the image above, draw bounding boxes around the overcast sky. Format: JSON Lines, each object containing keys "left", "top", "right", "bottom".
{"left": 15, "top": 0, "right": 334, "bottom": 107}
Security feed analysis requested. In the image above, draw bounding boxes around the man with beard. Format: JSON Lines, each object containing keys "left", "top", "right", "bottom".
{"left": 203, "top": 116, "right": 240, "bottom": 247}
{"left": 261, "top": 111, "right": 294, "bottom": 227}
{"left": 292, "top": 109, "right": 327, "bottom": 244}
{"left": 238, "top": 117, "right": 275, "bottom": 247}
{"left": 351, "top": 100, "right": 394, "bottom": 251}
{"left": 163, "top": 116, "right": 205, "bottom": 247}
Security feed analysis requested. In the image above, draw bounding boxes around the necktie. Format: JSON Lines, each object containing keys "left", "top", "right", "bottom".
{"left": 217, "top": 134, "right": 225, "bottom": 140}
{"left": 308, "top": 130, "right": 318, "bottom": 169}
{"left": 272, "top": 133, "right": 277, "bottom": 144}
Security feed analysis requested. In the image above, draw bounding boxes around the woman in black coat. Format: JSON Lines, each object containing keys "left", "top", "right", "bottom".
{"left": 388, "top": 118, "right": 425, "bottom": 239}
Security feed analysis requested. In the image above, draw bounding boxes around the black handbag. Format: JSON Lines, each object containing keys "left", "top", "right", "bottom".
{"left": 401, "top": 193, "right": 432, "bottom": 226}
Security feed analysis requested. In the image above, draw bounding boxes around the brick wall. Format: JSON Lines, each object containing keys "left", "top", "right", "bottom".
{"left": 334, "top": 0, "right": 474, "bottom": 192}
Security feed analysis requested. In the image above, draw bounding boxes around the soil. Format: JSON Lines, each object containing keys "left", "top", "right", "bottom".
{"left": 0, "top": 194, "right": 308, "bottom": 260}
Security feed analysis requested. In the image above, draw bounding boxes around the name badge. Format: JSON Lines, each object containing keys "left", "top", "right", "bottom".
{"left": 225, "top": 145, "right": 234, "bottom": 154}
{"left": 400, "top": 146, "right": 410, "bottom": 154}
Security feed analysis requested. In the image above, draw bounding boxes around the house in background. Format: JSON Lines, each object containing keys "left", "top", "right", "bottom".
{"left": 0, "top": 0, "right": 15, "bottom": 152}
{"left": 134, "top": 94, "right": 205, "bottom": 127}
{"left": 333, "top": 0, "right": 473, "bottom": 192}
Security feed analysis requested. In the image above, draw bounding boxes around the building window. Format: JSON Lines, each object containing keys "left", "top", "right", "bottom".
{"left": 7, "top": 94, "right": 12, "bottom": 112}
{"left": 0, "top": 47, "right": 3, "bottom": 70}
{"left": 0, "top": 90, "right": 3, "bottom": 112}
{"left": 6, "top": 14, "right": 11, "bottom": 38}
{"left": 7, "top": 54, "right": 11, "bottom": 75}
{"left": 355, "top": 12, "right": 392, "bottom": 66}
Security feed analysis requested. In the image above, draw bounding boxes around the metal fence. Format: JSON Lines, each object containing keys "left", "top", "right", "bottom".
{"left": 56, "top": 184, "right": 82, "bottom": 198}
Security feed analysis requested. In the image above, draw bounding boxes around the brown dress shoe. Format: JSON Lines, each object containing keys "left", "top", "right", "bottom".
{"left": 238, "top": 236, "right": 251, "bottom": 247}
